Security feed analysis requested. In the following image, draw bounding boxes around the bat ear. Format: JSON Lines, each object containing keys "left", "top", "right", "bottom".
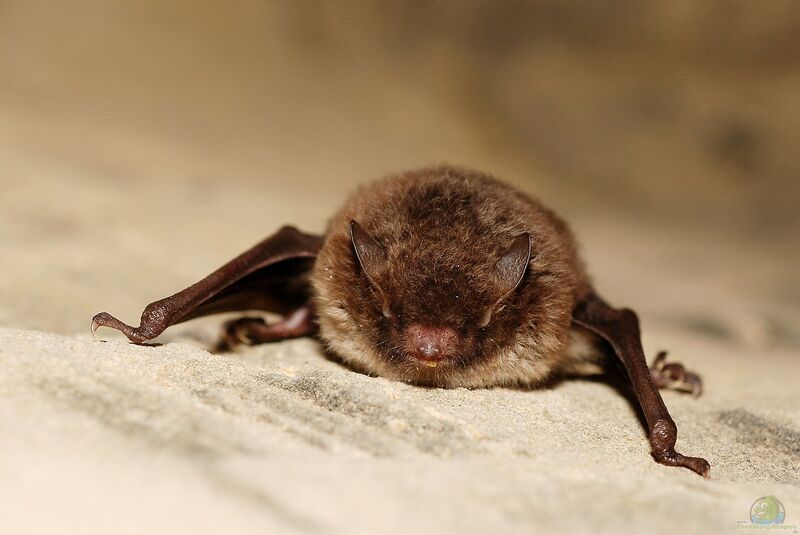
{"left": 495, "top": 232, "right": 531, "bottom": 296}
{"left": 350, "top": 220, "right": 388, "bottom": 287}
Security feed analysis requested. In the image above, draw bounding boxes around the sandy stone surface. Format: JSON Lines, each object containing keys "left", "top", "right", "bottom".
{"left": 1, "top": 318, "right": 798, "bottom": 535}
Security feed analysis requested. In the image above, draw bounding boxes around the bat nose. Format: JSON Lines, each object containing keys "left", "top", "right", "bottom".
{"left": 404, "top": 324, "right": 457, "bottom": 362}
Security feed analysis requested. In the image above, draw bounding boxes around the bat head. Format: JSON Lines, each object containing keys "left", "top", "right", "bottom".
{"left": 311, "top": 166, "right": 581, "bottom": 389}
{"left": 343, "top": 219, "right": 533, "bottom": 384}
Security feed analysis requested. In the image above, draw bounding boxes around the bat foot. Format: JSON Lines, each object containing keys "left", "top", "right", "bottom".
{"left": 215, "top": 317, "right": 267, "bottom": 352}
{"left": 649, "top": 351, "right": 702, "bottom": 397}
{"left": 214, "top": 306, "right": 317, "bottom": 353}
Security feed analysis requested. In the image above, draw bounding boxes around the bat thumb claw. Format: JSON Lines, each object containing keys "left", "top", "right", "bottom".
{"left": 91, "top": 316, "right": 103, "bottom": 341}
{"left": 90, "top": 312, "right": 114, "bottom": 341}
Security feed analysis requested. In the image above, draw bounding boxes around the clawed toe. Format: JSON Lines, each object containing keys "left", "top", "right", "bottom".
{"left": 649, "top": 351, "right": 703, "bottom": 397}
{"left": 214, "top": 317, "right": 267, "bottom": 352}
{"left": 228, "top": 317, "right": 266, "bottom": 345}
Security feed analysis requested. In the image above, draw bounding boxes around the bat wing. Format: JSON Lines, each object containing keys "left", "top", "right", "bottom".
{"left": 91, "top": 226, "right": 324, "bottom": 343}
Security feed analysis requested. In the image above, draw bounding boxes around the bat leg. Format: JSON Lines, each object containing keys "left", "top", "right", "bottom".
{"left": 215, "top": 305, "right": 317, "bottom": 352}
{"left": 573, "top": 294, "right": 710, "bottom": 477}
{"left": 649, "top": 351, "right": 703, "bottom": 398}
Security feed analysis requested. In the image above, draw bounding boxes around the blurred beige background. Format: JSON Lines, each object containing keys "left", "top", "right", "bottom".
{"left": 0, "top": 2, "right": 798, "bottom": 534}
{"left": 1, "top": 0, "right": 798, "bottom": 336}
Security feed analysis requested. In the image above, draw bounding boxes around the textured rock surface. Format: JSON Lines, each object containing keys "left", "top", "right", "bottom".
{"left": 1, "top": 322, "right": 798, "bottom": 534}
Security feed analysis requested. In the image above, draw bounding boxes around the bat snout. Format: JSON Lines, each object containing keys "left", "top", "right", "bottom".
{"left": 404, "top": 324, "right": 458, "bottom": 363}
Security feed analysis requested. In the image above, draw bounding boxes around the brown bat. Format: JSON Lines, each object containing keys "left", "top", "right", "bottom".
{"left": 92, "top": 165, "right": 710, "bottom": 477}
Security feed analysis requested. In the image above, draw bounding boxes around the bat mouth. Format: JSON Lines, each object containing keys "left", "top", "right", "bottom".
{"left": 382, "top": 346, "right": 461, "bottom": 375}
{"left": 381, "top": 341, "right": 479, "bottom": 387}
{"left": 408, "top": 353, "right": 455, "bottom": 369}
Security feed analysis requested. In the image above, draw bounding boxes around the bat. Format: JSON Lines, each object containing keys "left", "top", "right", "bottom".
{"left": 92, "top": 165, "right": 710, "bottom": 477}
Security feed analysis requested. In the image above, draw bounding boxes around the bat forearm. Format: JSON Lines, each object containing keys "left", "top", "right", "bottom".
{"left": 573, "top": 294, "right": 710, "bottom": 477}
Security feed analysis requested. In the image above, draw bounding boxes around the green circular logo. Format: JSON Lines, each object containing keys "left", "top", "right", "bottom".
{"left": 750, "top": 496, "right": 785, "bottom": 525}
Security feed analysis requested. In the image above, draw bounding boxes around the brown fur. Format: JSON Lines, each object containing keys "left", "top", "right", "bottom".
{"left": 311, "top": 165, "right": 595, "bottom": 388}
